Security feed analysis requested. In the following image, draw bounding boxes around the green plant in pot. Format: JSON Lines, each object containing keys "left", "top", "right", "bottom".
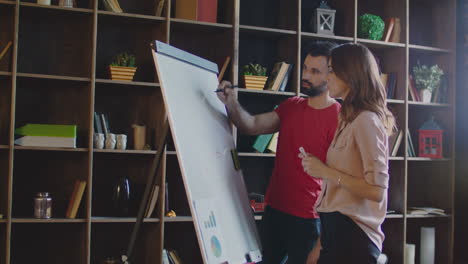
{"left": 413, "top": 62, "right": 444, "bottom": 103}
{"left": 358, "top": 14, "right": 385, "bottom": 40}
{"left": 242, "top": 63, "right": 268, "bottom": 90}
{"left": 109, "top": 52, "right": 137, "bottom": 81}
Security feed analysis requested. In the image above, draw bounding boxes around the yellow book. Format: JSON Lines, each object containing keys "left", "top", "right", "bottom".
{"left": 66, "top": 180, "right": 86, "bottom": 218}
{"left": 266, "top": 132, "right": 279, "bottom": 153}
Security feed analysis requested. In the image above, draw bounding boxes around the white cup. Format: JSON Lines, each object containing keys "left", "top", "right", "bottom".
{"left": 105, "top": 133, "right": 116, "bottom": 149}
{"left": 94, "top": 133, "right": 105, "bottom": 149}
{"left": 116, "top": 134, "right": 127, "bottom": 150}
{"left": 37, "top": 0, "right": 51, "bottom": 5}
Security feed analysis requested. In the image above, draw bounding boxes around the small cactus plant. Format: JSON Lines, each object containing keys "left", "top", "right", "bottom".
{"left": 242, "top": 63, "right": 267, "bottom": 76}
{"left": 111, "top": 52, "right": 136, "bottom": 68}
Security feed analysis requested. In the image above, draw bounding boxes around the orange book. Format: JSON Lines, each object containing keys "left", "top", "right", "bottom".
{"left": 66, "top": 180, "right": 87, "bottom": 218}
{"left": 0, "top": 41, "right": 12, "bottom": 62}
{"left": 175, "top": 0, "right": 217, "bottom": 23}
{"left": 383, "top": 18, "right": 395, "bottom": 42}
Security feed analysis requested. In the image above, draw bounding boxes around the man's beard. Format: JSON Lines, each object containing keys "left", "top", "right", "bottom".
{"left": 300, "top": 80, "right": 327, "bottom": 97}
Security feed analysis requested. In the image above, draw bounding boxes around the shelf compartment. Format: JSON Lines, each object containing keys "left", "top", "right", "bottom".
{"left": 409, "top": 0, "right": 455, "bottom": 50}
{"left": 406, "top": 217, "right": 452, "bottom": 264}
{"left": 358, "top": 0, "right": 407, "bottom": 44}
{"left": 11, "top": 223, "right": 87, "bottom": 264}
{"left": 240, "top": 0, "right": 298, "bottom": 31}
{"left": 92, "top": 154, "right": 163, "bottom": 218}
{"left": 239, "top": 157, "right": 274, "bottom": 196}
{"left": 381, "top": 218, "right": 404, "bottom": 264}
{"left": 407, "top": 162, "right": 453, "bottom": 215}
{"left": 170, "top": 0, "right": 234, "bottom": 25}
{"left": 388, "top": 160, "right": 405, "bottom": 215}
{"left": 0, "top": 5, "right": 15, "bottom": 73}
{"left": 95, "top": 78, "right": 159, "bottom": 87}
{"left": 94, "top": 84, "right": 165, "bottom": 151}
{"left": 0, "top": 77, "right": 12, "bottom": 145}
{"left": 12, "top": 151, "right": 89, "bottom": 218}
{"left": 17, "top": 7, "right": 93, "bottom": 77}
{"left": 164, "top": 221, "right": 202, "bottom": 263}
{"left": 165, "top": 156, "right": 192, "bottom": 217}
{"left": 301, "top": 0, "right": 355, "bottom": 38}
{"left": 0, "top": 151, "right": 9, "bottom": 221}
{"left": 14, "top": 78, "right": 92, "bottom": 148}
{"left": 239, "top": 32, "right": 298, "bottom": 93}
{"left": 96, "top": 15, "right": 167, "bottom": 83}
{"left": 91, "top": 222, "right": 162, "bottom": 264}
{"left": 169, "top": 22, "right": 233, "bottom": 82}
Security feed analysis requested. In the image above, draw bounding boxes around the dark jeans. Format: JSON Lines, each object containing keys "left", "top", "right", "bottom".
{"left": 260, "top": 206, "right": 320, "bottom": 264}
{"left": 318, "top": 212, "right": 381, "bottom": 264}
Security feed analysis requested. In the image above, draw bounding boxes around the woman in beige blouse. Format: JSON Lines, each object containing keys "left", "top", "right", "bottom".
{"left": 300, "top": 43, "right": 394, "bottom": 264}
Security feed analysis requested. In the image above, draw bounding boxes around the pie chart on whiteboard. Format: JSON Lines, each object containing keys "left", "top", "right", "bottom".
{"left": 211, "top": 236, "right": 222, "bottom": 258}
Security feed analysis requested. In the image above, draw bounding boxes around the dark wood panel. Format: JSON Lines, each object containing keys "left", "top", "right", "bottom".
{"left": 17, "top": 8, "right": 93, "bottom": 77}
{"left": 15, "top": 78, "right": 91, "bottom": 148}
{"left": 94, "top": 84, "right": 164, "bottom": 150}
{"left": 11, "top": 223, "right": 87, "bottom": 264}
{"left": 0, "top": 78, "right": 11, "bottom": 145}
{"left": 164, "top": 221, "right": 202, "bottom": 263}
{"left": 0, "top": 6, "right": 15, "bottom": 72}
{"left": 0, "top": 151, "right": 9, "bottom": 219}
{"left": 12, "top": 150, "right": 89, "bottom": 218}
{"left": 165, "top": 156, "right": 191, "bottom": 217}
{"left": 0, "top": 222, "right": 6, "bottom": 264}
{"left": 96, "top": 16, "right": 167, "bottom": 82}
{"left": 239, "top": 156, "right": 273, "bottom": 196}
{"left": 92, "top": 154, "right": 160, "bottom": 217}
{"left": 240, "top": 0, "right": 298, "bottom": 30}
{"left": 91, "top": 222, "right": 162, "bottom": 264}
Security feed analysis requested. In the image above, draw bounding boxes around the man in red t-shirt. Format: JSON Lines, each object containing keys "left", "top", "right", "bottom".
{"left": 216, "top": 41, "right": 340, "bottom": 264}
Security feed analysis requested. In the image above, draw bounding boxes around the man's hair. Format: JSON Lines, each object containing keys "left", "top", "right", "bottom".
{"left": 303, "top": 40, "right": 337, "bottom": 58}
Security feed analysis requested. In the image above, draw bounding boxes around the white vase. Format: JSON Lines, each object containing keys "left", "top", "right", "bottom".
{"left": 420, "top": 88, "right": 432, "bottom": 103}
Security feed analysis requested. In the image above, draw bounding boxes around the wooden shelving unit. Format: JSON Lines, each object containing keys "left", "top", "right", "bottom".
{"left": 0, "top": 0, "right": 456, "bottom": 263}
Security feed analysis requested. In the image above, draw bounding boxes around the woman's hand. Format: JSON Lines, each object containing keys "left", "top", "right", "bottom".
{"left": 299, "top": 151, "right": 328, "bottom": 179}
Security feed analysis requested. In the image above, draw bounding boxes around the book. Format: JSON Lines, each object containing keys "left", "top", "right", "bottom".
{"left": 389, "top": 18, "right": 401, "bottom": 43}
{"left": 94, "top": 112, "right": 103, "bottom": 134}
{"left": 14, "top": 136, "right": 76, "bottom": 148}
{"left": 162, "top": 249, "right": 171, "bottom": 264}
{"left": 383, "top": 17, "right": 395, "bottom": 42}
{"left": 271, "top": 63, "right": 290, "bottom": 91}
{"left": 66, "top": 180, "right": 87, "bottom": 218}
{"left": 278, "top": 64, "right": 293, "bottom": 92}
{"left": 266, "top": 132, "right": 279, "bottom": 153}
{"left": 175, "top": 0, "right": 217, "bottom": 23}
{"left": 144, "top": 185, "right": 160, "bottom": 218}
{"left": 218, "top": 56, "right": 231, "bottom": 82}
{"left": 408, "top": 74, "right": 420, "bottom": 101}
{"left": 407, "top": 206, "right": 445, "bottom": 215}
{"left": 391, "top": 130, "right": 404, "bottom": 156}
{"left": 252, "top": 134, "right": 274, "bottom": 153}
{"left": 0, "top": 41, "right": 12, "bottom": 62}
{"left": 155, "top": 0, "right": 166, "bottom": 17}
{"left": 168, "top": 250, "right": 182, "bottom": 264}
{"left": 15, "top": 124, "right": 76, "bottom": 138}
{"left": 407, "top": 130, "right": 416, "bottom": 157}
{"left": 387, "top": 72, "right": 397, "bottom": 99}
{"left": 264, "top": 62, "right": 283, "bottom": 91}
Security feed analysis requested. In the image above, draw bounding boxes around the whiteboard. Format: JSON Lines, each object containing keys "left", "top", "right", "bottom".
{"left": 152, "top": 41, "right": 261, "bottom": 264}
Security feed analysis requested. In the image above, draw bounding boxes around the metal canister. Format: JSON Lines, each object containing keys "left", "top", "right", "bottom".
{"left": 34, "top": 192, "right": 52, "bottom": 218}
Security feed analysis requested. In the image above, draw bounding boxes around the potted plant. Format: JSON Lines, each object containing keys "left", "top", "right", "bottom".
{"left": 242, "top": 63, "right": 267, "bottom": 90}
{"left": 358, "top": 14, "right": 385, "bottom": 40}
{"left": 412, "top": 62, "right": 444, "bottom": 103}
{"left": 109, "top": 53, "right": 137, "bottom": 81}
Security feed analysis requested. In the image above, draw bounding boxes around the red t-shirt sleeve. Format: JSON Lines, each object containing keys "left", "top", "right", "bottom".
{"left": 275, "top": 97, "right": 300, "bottom": 121}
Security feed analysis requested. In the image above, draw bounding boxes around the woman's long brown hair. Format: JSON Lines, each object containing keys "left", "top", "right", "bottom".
{"left": 331, "top": 43, "right": 395, "bottom": 134}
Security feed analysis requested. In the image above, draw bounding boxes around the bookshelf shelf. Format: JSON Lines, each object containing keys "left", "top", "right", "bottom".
{"left": 93, "top": 149, "right": 157, "bottom": 155}
{"left": 19, "top": 2, "right": 93, "bottom": 13}
{"left": 357, "top": 38, "right": 406, "bottom": 49}
{"left": 95, "top": 78, "right": 159, "bottom": 87}
{"left": 16, "top": 72, "right": 91, "bottom": 82}
{"left": 408, "top": 101, "right": 452, "bottom": 107}
{"left": 0, "top": 0, "right": 15, "bottom": 5}
{"left": 408, "top": 44, "right": 452, "bottom": 54}
{"left": 240, "top": 25, "right": 297, "bottom": 36}
{"left": 12, "top": 218, "right": 87, "bottom": 223}
{"left": 406, "top": 214, "right": 451, "bottom": 219}
{"left": 0, "top": 0, "right": 456, "bottom": 263}
{"left": 238, "top": 152, "right": 276, "bottom": 158}
{"left": 301, "top": 32, "right": 354, "bottom": 42}
{"left": 171, "top": 18, "right": 233, "bottom": 28}
{"left": 0, "top": 71, "right": 12, "bottom": 76}
{"left": 14, "top": 146, "right": 88, "bottom": 152}
{"left": 237, "top": 88, "right": 295, "bottom": 96}
{"left": 91, "top": 217, "right": 160, "bottom": 223}
{"left": 97, "top": 10, "right": 166, "bottom": 21}
{"left": 164, "top": 216, "right": 193, "bottom": 222}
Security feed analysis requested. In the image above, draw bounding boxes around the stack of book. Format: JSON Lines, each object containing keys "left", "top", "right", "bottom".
{"left": 407, "top": 207, "right": 445, "bottom": 216}
{"left": 15, "top": 124, "right": 77, "bottom": 148}
{"left": 264, "top": 62, "right": 293, "bottom": 92}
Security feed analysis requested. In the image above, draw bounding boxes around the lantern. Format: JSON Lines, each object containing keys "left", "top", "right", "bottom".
{"left": 418, "top": 116, "right": 443, "bottom": 158}
{"left": 311, "top": 1, "right": 336, "bottom": 35}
